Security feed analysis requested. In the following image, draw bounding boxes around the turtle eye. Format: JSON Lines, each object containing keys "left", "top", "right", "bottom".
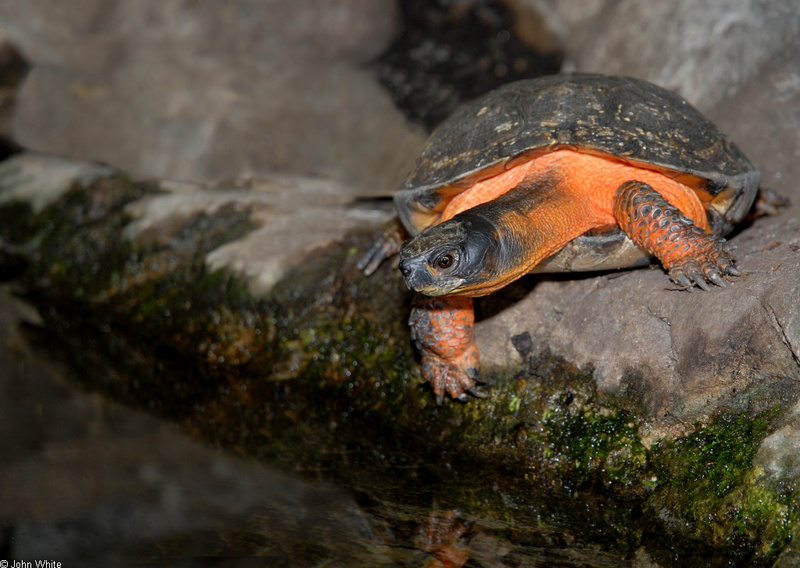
{"left": 431, "top": 250, "right": 459, "bottom": 272}
{"left": 437, "top": 254, "right": 454, "bottom": 269}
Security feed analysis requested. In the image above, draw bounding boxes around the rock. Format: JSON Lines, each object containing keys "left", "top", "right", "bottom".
{"left": 2, "top": 0, "right": 800, "bottom": 564}
{"left": 708, "top": 44, "right": 800, "bottom": 200}
{"left": 0, "top": 0, "right": 398, "bottom": 72}
{"left": 532, "top": 0, "right": 800, "bottom": 112}
{"left": 0, "top": 152, "right": 115, "bottom": 212}
{"left": 0, "top": 151, "right": 393, "bottom": 297}
{"left": 124, "top": 174, "right": 393, "bottom": 295}
{"left": 0, "top": 0, "right": 424, "bottom": 193}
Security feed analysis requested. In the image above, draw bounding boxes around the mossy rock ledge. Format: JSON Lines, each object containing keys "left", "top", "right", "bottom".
{"left": 1, "top": 152, "right": 799, "bottom": 566}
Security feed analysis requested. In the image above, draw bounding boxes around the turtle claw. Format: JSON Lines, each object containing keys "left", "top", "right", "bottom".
{"left": 423, "top": 355, "right": 482, "bottom": 402}
{"left": 669, "top": 251, "right": 740, "bottom": 291}
{"left": 692, "top": 271, "right": 711, "bottom": 291}
{"left": 357, "top": 243, "right": 390, "bottom": 276}
{"left": 358, "top": 218, "right": 405, "bottom": 276}
{"left": 726, "top": 265, "right": 742, "bottom": 277}
{"left": 673, "top": 273, "right": 695, "bottom": 290}
{"left": 466, "top": 385, "right": 489, "bottom": 399}
{"left": 707, "top": 269, "right": 726, "bottom": 288}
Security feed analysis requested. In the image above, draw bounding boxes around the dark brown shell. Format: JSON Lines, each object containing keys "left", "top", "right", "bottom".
{"left": 396, "top": 73, "right": 760, "bottom": 247}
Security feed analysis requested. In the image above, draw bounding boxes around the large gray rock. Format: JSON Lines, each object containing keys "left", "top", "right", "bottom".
{"left": 0, "top": 0, "right": 424, "bottom": 193}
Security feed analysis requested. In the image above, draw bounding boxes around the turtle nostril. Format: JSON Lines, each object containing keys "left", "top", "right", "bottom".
{"left": 399, "top": 260, "right": 412, "bottom": 278}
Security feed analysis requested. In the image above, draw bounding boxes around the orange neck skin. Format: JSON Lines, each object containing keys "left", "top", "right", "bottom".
{"left": 438, "top": 149, "right": 709, "bottom": 297}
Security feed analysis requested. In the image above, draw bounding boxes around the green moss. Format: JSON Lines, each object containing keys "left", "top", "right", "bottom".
{"left": 543, "top": 406, "right": 647, "bottom": 490}
{"left": 653, "top": 412, "right": 774, "bottom": 499}
{"left": 0, "top": 200, "right": 40, "bottom": 243}
{"left": 443, "top": 354, "right": 649, "bottom": 503}
{"left": 647, "top": 409, "right": 795, "bottom": 562}
{"left": 1, "top": 176, "right": 153, "bottom": 297}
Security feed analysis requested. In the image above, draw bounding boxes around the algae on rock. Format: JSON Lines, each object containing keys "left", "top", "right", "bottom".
{"left": 0, "top": 155, "right": 798, "bottom": 565}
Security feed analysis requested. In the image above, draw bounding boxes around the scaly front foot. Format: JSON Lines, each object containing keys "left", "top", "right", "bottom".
{"left": 613, "top": 180, "right": 740, "bottom": 290}
{"left": 409, "top": 296, "right": 484, "bottom": 403}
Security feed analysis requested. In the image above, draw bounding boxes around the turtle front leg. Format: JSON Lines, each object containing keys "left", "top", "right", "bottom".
{"left": 357, "top": 217, "right": 406, "bottom": 276}
{"left": 409, "top": 295, "right": 483, "bottom": 403}
{"left": 613, "top": 181, "right": 739, "bottom": 290}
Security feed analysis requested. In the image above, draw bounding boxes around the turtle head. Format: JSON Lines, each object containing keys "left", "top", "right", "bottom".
{"left": 398, "top": 215, "right": 504, "bottom": 296}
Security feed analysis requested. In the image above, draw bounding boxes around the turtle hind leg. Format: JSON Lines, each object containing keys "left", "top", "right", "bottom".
{"left": 409, "top": 296, "right": 484, "bottom": 403}
{"left": 613, "top": 180, "right": 739, "bottom": 290}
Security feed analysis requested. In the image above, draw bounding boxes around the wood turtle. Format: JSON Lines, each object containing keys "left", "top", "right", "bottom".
{"left": 359, "top": 73, "right": 760, "bottom": 402}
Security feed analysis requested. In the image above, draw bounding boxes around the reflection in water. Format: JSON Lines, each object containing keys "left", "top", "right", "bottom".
{"left": 415, "top": 509, "right": 470, "bottom": 568}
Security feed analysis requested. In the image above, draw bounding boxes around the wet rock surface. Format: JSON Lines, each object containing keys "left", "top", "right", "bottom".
{"left": 1, "top": 0, "right": 799, "bottom": 565}
{"left": 0, "top": 286, "right": 452, "bottom": 567}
